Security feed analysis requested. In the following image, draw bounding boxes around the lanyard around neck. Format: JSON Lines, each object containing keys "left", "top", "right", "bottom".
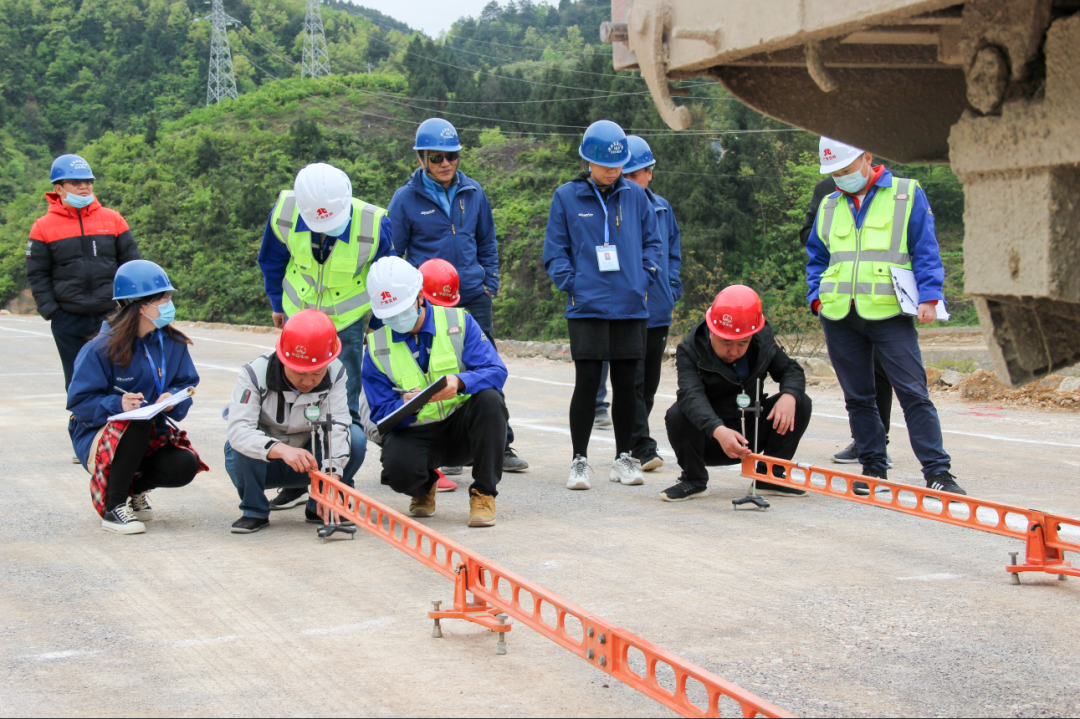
{"left": 143, "top": 331, "right": 166, "bottom": 398}
{"left": 589, "top": 180, "right": 611, "bottom": 246}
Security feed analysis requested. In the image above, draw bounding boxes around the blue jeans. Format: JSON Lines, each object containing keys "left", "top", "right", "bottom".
{"left": 338, "top": 318, "right": 369, "bottom": 424}
{"left": 224, "top": 424, "right": 368, "bottom": 518}
{"left": 460, "top": 292, "right": 515, "bottom": 449}
{"left": 821, "top": 313, "right": 950, "bottom": 478}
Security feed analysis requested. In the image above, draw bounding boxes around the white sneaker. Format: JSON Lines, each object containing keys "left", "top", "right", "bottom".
{"left": 130, "top": 492, "right": 153, "bottom": 521}
{"left": 610, "top": 453, "right": 644, "bottom": 485}
{"left": 101, "top": 503, "right": 146, "bottom": 534}
{"left": 567, "top": 455, "right": 592, "bottom": 490}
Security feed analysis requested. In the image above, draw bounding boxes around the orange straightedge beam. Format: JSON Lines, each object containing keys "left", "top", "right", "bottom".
{"left": 743, "top": 455, "right": 1080, "bottom": 581}
{"left": 309, "top": 471, "right": 794, "bottom": 719}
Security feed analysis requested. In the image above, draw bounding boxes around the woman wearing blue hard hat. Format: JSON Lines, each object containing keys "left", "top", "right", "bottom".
{"left": 542, "top": 120, "right": 664, "bottom": 491}
{"left": 67, "top": 260, "right": 207, "bottom": 534}
{"left": 26, "top": 154, "right": 142, "bottom": 404}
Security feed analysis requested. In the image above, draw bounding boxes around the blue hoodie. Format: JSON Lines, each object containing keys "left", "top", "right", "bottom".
{"left": 542, "top": 174, "right": 663, "bottom": 320}
{"left": 644, "top": 188, "right": 683, "bottom": 328}
{"left": 388, "top": 169, "right": 500, "bottom": 303}
{"left": 67, "top": 323, "right": 200, "bottom": 466}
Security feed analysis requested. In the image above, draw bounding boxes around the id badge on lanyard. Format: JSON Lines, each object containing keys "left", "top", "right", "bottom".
{"left": 590, "top": 181, "right": 620, "bottom": 273}
{"left": 144, "top": 331, "right": 167, "bottom": 398}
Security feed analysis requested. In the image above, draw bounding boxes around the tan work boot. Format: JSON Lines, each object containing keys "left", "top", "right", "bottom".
{"left": 409, "top": 481, "right": 438, "bottom": 517}
{"left": 468, "top": 489, "right": 496, "bottom": 527}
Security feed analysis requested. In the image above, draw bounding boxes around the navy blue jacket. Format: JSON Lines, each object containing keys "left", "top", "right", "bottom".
{"left": 389, "top": 169, "right": 499, "bottom": 303}
{"left": 806, "top": 168, "right": 945, "bottom": 308}
{"left": 645, "top": 188, "right": 682, "bottom": 328}
{"left": 257, "top": 209, "right": 394, "bottom": 314}
{"left": 67, "top": 324, "right": 200, "bottom": 466}
{"left": 542, "top": 175, "right": 663, "bottom": 320}
{"left": 361, "top": 300, "right": 508, "bottom": 433}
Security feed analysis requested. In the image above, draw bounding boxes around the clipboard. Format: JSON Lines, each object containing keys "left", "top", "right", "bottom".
{"left": 109, "top": 386, "right": 195, "bottom": 421}
{"left": 889, "top": 267, "right": 950, "bottom": 321}
{"left": 376, "top": 376, "right": 449, "bottom": 434}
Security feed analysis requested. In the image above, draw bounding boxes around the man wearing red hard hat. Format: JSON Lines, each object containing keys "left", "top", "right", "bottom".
{"left": 223, "top": 310, "right": 367, "bottom": 533}
{"left": 661, "top": 286, "right": 813, "bottom": 502}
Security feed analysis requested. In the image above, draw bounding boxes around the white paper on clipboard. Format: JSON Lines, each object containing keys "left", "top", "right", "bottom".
{"left": 889, "top": 267, "right": 949, "bottom": 321}
{"left": 109, "top": 386, "right": 195, "bottom": 421}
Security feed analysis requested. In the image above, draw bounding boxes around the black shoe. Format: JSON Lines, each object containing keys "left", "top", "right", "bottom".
{"left": 269, "top": 486, "right": 308, "bottom": 510}
{"left": 755, "top": 480, "right": 808, "bottom": 497}
{"left": 660, "top": 481, "right": 710, "bottom": 502}
{"left": 637, "top": 452, "right": 663, "bottom": 471}
{"left": 833, "top": 441, "right": 859, "bottom": 464}
{"left": 594, "top": 410, "right": 612, "bottom": 428}
{"left": 231, "top": 516, "right": 269, "bottom": 534}
{"left": 441, "top": 466, "right": 463, "bottom": 476}
{"left": 927, "top": 472, "right": 966, "bottom": 495}
{"left": 503, "top": 447, "right": 529, "bottom": 472}
{"left": 855, "top": 468, "right": 888, "bottom": 496}
{"left": 305, "top": 507, "right": 355, "bottom": 526}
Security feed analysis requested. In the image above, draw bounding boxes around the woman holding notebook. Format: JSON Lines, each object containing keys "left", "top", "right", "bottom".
{"left": 67, "top": 260, "right": 206, "bottom": 534}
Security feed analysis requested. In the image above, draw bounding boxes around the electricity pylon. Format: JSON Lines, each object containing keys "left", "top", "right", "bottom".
{"left": 202, "top": 0, "right": 241, "bottom": 104}
{"left": 301, "top": 0, "right": 332, "bottom": 79}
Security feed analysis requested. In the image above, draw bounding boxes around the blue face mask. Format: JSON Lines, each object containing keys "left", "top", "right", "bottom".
{"left": 386, "top": 304, "right": 420, "bottom": 334}
{"left": 834, "top": 166, "right": 869, "bottom": 194}
{"left": 325, "top": 214, "right": 351, "bottom": 238}
{"left": 65, "top": 193, "right": 94, "bottom": 208}
{"left": 146, "top": 300, "right": 176, "bottom": 329}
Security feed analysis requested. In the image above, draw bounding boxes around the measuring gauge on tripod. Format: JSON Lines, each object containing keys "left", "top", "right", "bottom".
{"left": 305, "top": 405, "right": 321, "bottom": 421}
{"left": 736, "top": 393, "right": 750, "bottom": 409}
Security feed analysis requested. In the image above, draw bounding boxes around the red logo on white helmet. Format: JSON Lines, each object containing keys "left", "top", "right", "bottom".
{"left": 380, "top": 290, "right": 397, "bottom": 305}
{"left": 316, "top": 207, "right": 331, "bottom": 220}
{"left": 823, "top": 149, "right": 834, "bottom": 160}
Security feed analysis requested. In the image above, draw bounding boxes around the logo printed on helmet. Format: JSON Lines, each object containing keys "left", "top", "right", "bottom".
{"left": 441, "top": 284, "right": 451, "bottom": 295}
{"left": 721, "top": 314, "right": 733, "bottom": 326}
{"left": 316, "top": 207, "right": 330, "bottom": 220}
{"left": 292, "top": 345, "right": 308, "bottom": 359}
{"left": 380, "top": 290, "right": 397, "bottom": 304}
{"left": 441, "top": 128, "right": 455, "bottom": 139}
{"left": 608, "top": 141, "right": 624, "bottom": 154}
{"left": 823, "top": 149, "right": 834, "bottom": 160}
{"left": 72, "top": 158, "right": 90, "bottom": 170}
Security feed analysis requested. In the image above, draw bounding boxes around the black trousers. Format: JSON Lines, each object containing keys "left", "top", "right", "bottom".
{"left": 51, "top": 309, "right": 108, "bottom": 390}
{"left": 871, "top": 350, "right": 893, "bottom": 438}
{"left": 571, "top": 359, "right": 638, "bottom": 458}
{"left": 105, "top": 420, "right": 201, "bottom": 511}
{"left": 665, "top": 392, "right": 813, "bottom": 486}
{"left": 381, "top": 389, "right": 508, "bottom": 498}
{"left": 630, "top": 326, "right": 669, "bottom": 459}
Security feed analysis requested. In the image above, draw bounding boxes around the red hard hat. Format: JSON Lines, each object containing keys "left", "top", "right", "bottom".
{"left": 704, "top": 285, "right": 765, "bottom": 340}
{"left": 419, "top": 258, "right": 460, "bottom": 307}
{"left": 276, "top": 309, "right": 342, "bottom": 372}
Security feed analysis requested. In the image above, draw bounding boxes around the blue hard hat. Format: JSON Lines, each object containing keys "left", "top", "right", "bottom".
{"left": 49, "top": 154, "right": 95, "bottom": 184}
{"left": 414, "top": 118, "right": 462, "bottom": 152}
{"left": 113, "top": 260, "right": 177, "bottom": 302}
{"left": 578, "top": 120, "right": 630, "bottom": 168}
{"left": 622, "top": 135, "right": 656, "bottom": 174}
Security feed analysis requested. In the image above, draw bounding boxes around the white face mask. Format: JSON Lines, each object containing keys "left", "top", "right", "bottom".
{"left": 386, "top": 303, "right": 420, "bottom": 333}
{"left": 834, "top": 158, "right": 869, "bottom": 193}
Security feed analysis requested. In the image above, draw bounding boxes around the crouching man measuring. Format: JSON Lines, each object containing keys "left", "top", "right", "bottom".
{"left": 661, "top": 286, "right": 813, "bottom": 502}
{"left": 361, "top": 256, "right": 508, "bottom": 527}
{"left": 224, "top": 310, "right": 367, "bottom": 533}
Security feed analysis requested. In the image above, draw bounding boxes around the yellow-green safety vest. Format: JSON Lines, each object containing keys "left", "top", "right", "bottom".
{"left": 368, "top": 306, "right": 471, "bottom": 426}
{"left": 815, "top": 177, "right": 917, "bottom": 321}
{"left": 270, "top": 191, "right": 386, "bottom": 330}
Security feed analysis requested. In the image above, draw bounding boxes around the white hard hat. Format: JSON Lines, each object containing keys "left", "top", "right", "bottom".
{"left": 293, "top": 163, "right": 353, "bottom": 233}
{"left": 367, "top": 256, "right": 424, "bottom": 319}
{"left": 818, "top": 137, "right": 865, "bottom": 174}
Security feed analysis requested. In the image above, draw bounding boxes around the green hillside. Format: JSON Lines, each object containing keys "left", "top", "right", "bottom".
{"left": 0, "top": 0, "right": 972, "bottom": 338}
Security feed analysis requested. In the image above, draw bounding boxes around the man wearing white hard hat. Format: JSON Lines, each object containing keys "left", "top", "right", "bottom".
{"left": 361, "top": 256, "right": 509, "bottom": 527}
{"left": 806, "top": 137, "right": 966, "bottom": 497}
{"left": 257, "top": 163, "right": 394, "bottom": 511}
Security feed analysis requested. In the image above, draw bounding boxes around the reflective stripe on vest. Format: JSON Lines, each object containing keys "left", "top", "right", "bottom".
{"left": 816, "top": 178, "right": 916, "bottom": 320}
{"left": 368, "top": 306, "right": 469, "bottom": 426}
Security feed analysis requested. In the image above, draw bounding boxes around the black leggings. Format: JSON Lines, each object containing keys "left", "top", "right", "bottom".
{"left": 571, "top": 359, "right": 638, "bottom": 458}
{"left": 105, "top": 420, "right": 200, "bottom": 511}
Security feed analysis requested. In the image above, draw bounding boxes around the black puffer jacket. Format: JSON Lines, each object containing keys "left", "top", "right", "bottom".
{"left": 674, "top": 320, "right": 806, "bottom": 436}
{"left": 25, "top": 193, "right": 141, "bottom": 320}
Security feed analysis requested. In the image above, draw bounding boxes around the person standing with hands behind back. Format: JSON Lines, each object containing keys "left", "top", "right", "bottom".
{"left": 543, "top": 120, "right": 663, "bottom": 491}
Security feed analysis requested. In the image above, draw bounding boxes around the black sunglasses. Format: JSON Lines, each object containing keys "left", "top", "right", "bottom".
{"left": 427, "top": 152, "right": 459, "bottom": 165}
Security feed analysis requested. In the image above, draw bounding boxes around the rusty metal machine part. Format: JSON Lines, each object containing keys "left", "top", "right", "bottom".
{"left": 604, "top": 0, "right": 1080, "bottom": 385}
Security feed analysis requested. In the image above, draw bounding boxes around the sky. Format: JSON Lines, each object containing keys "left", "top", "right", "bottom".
{"left": 350, "top": 0, "right": 495, "bottom": 37}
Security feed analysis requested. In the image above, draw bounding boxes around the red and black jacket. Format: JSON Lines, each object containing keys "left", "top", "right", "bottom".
{"left": 25, "top": 193, "right": 141, "bottom": 320}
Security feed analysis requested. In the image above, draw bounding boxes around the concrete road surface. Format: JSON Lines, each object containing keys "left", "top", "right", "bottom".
{"left": 1, "top": 315, "right": 1078, "bottom": 717}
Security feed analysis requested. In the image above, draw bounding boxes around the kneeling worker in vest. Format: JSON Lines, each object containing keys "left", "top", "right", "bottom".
{"left": 225, "top": 310, "right": 367, "bottom": 534}
{"left": 361, "top": 257, "right": 508, "bottom": 527}
{"left": 661, "top": 286, "right": 812, "bottom": 502}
